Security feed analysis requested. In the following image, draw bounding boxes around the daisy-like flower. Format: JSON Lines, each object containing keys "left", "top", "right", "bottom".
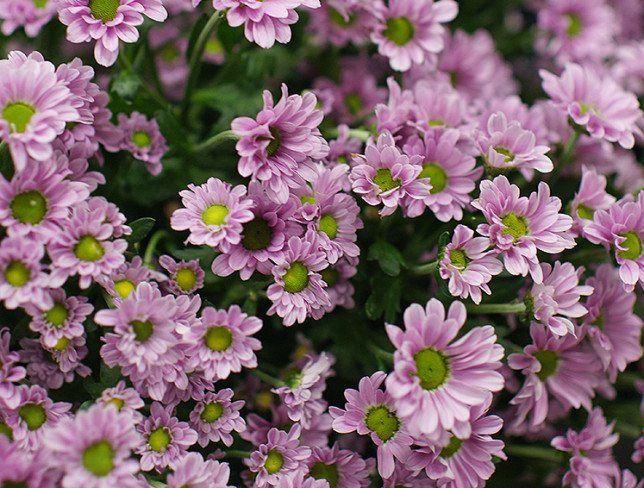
{"left": 184, "top": 305, "right": 263, "bottom": 381}
{"left": 320, "top": 257, "right": 357, "bottom": 312}
{"left": 308, "top": 1, "right": 374, "bottom": 49}
{"left": 540, "top": 63, "right": 642, "bottom": 149}
{"left": 96, "top": 380, "right": 145, "bottom": 423}
{"left": 410, "top": 79, "right": 469, "bottom": 132}
{"left": 136, "top": 402, "right": 198, "bottom": 472}
{"left": 371, "top": 0, "right": 458, "bottom": 71}
{"left": 530, "top": 261, "right": 593, "bottom": 337}
{"left": 551, "top": 407, "right": 620, "bottom": 488}
{"left": 314, "top": 193, "right": 362, "bottom": 264}
{"left": 189, "top": 388, "right": 246, "bottom": 448}
{"left": 171, "top": 177, "right": 255, "bottom": 249}
{"left": 385, "top": 299, "right": 504, "bottom": 439}
{"left": 585, "top": 193, "right": 644, "bottom": 292}
{"left": 570, "top": 166, "right": 616, "bottom": 238}
{"left": 245, "top": 424, "right": 312, "bottom": 487}
{"left": 266, "top": 233, "right": 331, "bottom": 326}
{"left": 0, "top": 0, "right": 58, "bottom": 37}
{"left": 402, "top": 129, "right": 482, "bottom": 221}
{"left": 18, "top": 337, "right": 89, "bottom": 390}
{"left": 58, "top": 0, "right": 168, "bottom": 67}
{"left": 111, "top": 112, "right": 168, "bottom": 175}
{"left": 472, "top": 175, "right": 575, "bottom": 284}
{"left": 167, "top": 452, "right": 233, "bottom": 488}
{"left": 0, "top": 328, "right": 26, "bottom": 409}
{"left": 43, "top": 404, "right": 142, "bottom": 488}
{"left": 330, "top": 371, "right": 413, "bottom": 479}
{"left": 350, "top": 131, "right": 427, "bottom": 217}
{"left": 439, "top": 224, "right": 503, "bottom": 304}
{"left": 158, "top": 254, "right": 205, "bottom": 295}
{"left": 0, "top": 51, "right": 79, "bottom": 171}
{"left": 0, "top": 436, "right": 54, "bottom": 488}
{"left": 306, "top": 443, "right": 372, "bottom": 488}
{"left": 97, "top": 256, "right": 154, "bottom": 301}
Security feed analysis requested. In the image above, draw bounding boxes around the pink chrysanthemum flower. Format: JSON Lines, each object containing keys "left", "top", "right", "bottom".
{"left": 570, "top": 166, "right": 616, "bottom": 238}
{"left": 184, "top": 305, "right": 263, "bottom": 381}
{"left": 585, "top": 192, "right": 644, "bottom": 292}
{"left": 0, "top": 328, "right": 26, "bottom": 409}
{"left": 0, "top": 436, "right": 54, "bottom": 488}
{"left": 232, "top": 84, "right": 328, "bottom": 204}
{"left": 245, "top": 424, "right": 312, "bottom": 487}
{"left": 0, "top": 51, "right": 79, "bottom": 171}
{"left": 167, "top": 452, "right": 233, "bottom": 488}
{"left": 472, "top": 175, "right": 575, "bottom": 284}
{"left": 96, "top": 256, "right": 154, "bottom": 301}
{"left": 540, "top": 63, "right": 642, "bottom": 149}
{"left": 615, "top": 469, "right": 643, "bottom": 488}
{"left": 58, "top": 0, "right": 168, "bottom": 67}
{"left": 189, "top": 388, "right": 246, "bottom": 448}
{"left": 88, "top": 196, "right": 132, "bottom": 239}
{"left": 551, "top": 407, "right": 620, "bottom": 488}
{"left": 530, "top": 261, "right": 593, "bottom": 337}
{"left": 385, "top": 299, "right": 504, "bottom": 439}
{"left": 371, "top": 0, "right": 457, "bottom": 71}
{"left": 136, "top": 402, "right": 198, "bottom": 472}
{"left": 171, "top": 177, "right": 255, "bottom": 249}
{"left": 18, "top": 337, "right": 90, "bottom": 390}
{"left": 323, "top": 124, "right": 364, "bottom": 168}
{"left": 402, "top": 129, "right": 482, "bottom": 221}
{"left": 46, "top": 333, "right": 92, "bottom": 379}
{"left": 0, "top": 0, "right": 58, "bottom": 37}
{"left": 308, "top": 1, "right": 374, "bottom": 48}
{"left": 314, "top": 193, "right": 362, "bottom": 264}
{"left": 43, "top": 404, "right": 142, "bottom": 488}
{"left": 158, "top": 254, "right": 205, "bottom": 295}
{"left": 112, "top": 112, "right": 167, "bottom": 175}
{"left": 266, "top": 233, "right": 331, "bottom": 326}
{"left": 330, "top": 371, "right": 413, "bottom": 479}
{"left": 305, "top": 442, "right": 372, "bottom": 488}
{"left": 321, "top": 257, "right": 357, "bottom": 312}
{"left": 96, "top": 380, "right": 145, "bottom": 422}
{"left": 410, "top": 79, "right": 469, "bottom": 133}
{"left": 583, "top": 264, "right": 643, "bottom": 382}
{"left": 350, "top": 131, "right": 427, "bottom": 217}
{"left": 439, "top": 224, "right": 503, "bottom": 304}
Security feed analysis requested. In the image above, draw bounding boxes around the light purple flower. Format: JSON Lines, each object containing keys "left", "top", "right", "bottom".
{"left": 321, "top": 257, "right": 358, "bottom": 312}
{"left": 97, "top": 255, "right": 154, "bottom": 300}
{"left": 167, "top": 452, "right": 233, "bottom": 488}
{"left": 304, "top": 442, "right": 371, "bottom": 488}
{"left": 0, "top": 435, "right": 54, "bottom": 488}
{"left": 0, "top": 327, "right": 26, "bottom": 409}
{"left": 0, "top": 0, "right": 58, "bottom": 37}
{"left": 308, "top": 1, "right": 374, "bottom": 49}
{"left": 570, "top": 166, "right": 616, "bottom": 237}
{"left": 97, "top": 380, "right": 145, "bottom": 423}
{"left": 313, "top": 193, "right": 362, "bottom": 264}
{"left": 158, "top": 254, "right": 205, "bottom": 295}
{"left": 18, "top": 337, "right": 90, "bottom": 390}
{"left": 189, "top": 388, "right": 246, "bottom": 448}
{"left": 113, "top": 112, "right": 167, "bottom": 175}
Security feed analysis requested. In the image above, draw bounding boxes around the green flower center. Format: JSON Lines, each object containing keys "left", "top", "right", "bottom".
{"left": 418, "top": 163, "right": 447, "bottom": 194}
{"left": 200, "top": 402, "right": 224, "bottom": 423}
{"left": 618, "top": 231, "right": 642, "bottom": 260}
{"left": 283, "top": 261, "right": 309, "bottom": 293}
{"left": 2, "top": 102, "right": 36, "bottom": 133}
{"left": 373, "top": 168, "right": 401, "bottom": 193}
{"left": 204, "top": 326, "right": 233, "bottom": 352}
{"left": 160, "top": 44, "right": 180, "bottom": 62}
{"left": 319, "top": 214, "right": 338, "bottom": 240}
{"left": 328, "top": 7, "right": 354, "bottom": 27}
{"left": 265, "top": 126, "right": 282, "bottom": 157}
{"left": 265, "top": 449, "right": 284, "bottom": 474}
{"left": 345, "top": 93, "right": 363, "bottom": 116}
{"left": 106, "top": 398, "right": 125, "bottom": 410}
{"left": 450, "top": 249, "right": 470, "bottom": 269}
{"left": 440, "top": 436, "right": 463, "bottom": 459}
{"left": 4, "top": 261, "right": 30, "bottom": 287}
{"left": 592, "top": 313, "right": 604, "bottom": 330}
{"left": 205, "top": 37, "right": 223, "bottom": 54}
{"left": 53, "top": 337, "right": 70, "bottom": 351}
{"left": 493, "top": 146, "right": 515, "bottom": 164}
{"left": 284, "top": 368, "right": 304, "bottom": 389}
{"left": 34, "top": 0, "right": 48, "bottom": 8}
{"left": 310, "top": 462, "right": 339, "bottom": 487}
{"left": 242, "top": 217, "right": 273, "bottom": 251}
{"left": 114, "top": 279, "right": 136, "bottom": 298}
{"left": 365, "top": 405, "right": 400, "bottom": 442}
{"left": 131, "top": 131, "right": 151, "bottom": 148}
{"left": 44, "top": 302, "right": 68, "bottom": 328}
{"left": 82, "top": 441, "right": 114, "bottom": 477}
{"left": 320, "top": 267, "right": 339, "bottom": 287}
{"left": 576, "top": 204, "right": 593, "bottom": 220}
{"left": 175, "top": 268, "right": 198, "bottom": 291}
{"left": 0, "top": 422, "right": 13, "bottom": 440}
{"left": 414, "top": 347, "right": 449, "bottom": 390}
{"left": 89, "top": 0, "right": 121, "bottom": 23}
{"left": 131, "top": 320, "right": 154, "bottom": 343}
{"left": 148, "top": 427, "right": 171, "bottom": 452}
{"left": 534, "top": 350, "right": 559, "bottom": 381}
{"left": 300, "top": 195, "right": 316, "bottom": 205}
{"left": 74, "top": 235, "right": 105, "bottom": 262}
{"left": 565, "top": 13, "right": 582, "bottom": 37}
{"left": 579, "top": 101, "right": 600, "bottom": 116}
{"left": 19, "top": 403, "right": 46, "bottom": 431}
{"left": 202, "top": 204, "right": 229, "bottom": 226}
{"left": 3, "top": 481, "right": 28, "bottom": 488}
{"left": 428, "top": 119, "right": 445, "bottom": 127}
{"left": 501, "top": 213, "right": 529, "bottom": 241}
{"left": 384, "top": 17, "right": 415, "bottom": 46}
{"left": 10, "top": 190, "right": 48, "bottom": 225}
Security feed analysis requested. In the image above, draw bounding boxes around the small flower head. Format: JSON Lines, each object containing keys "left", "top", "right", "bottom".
{"left": 189, "top": 388, "right": 246, "bottom": 448}
{"left": 167, "top": 452, "right": 233, "bottom": 488}
{"left": 158, "top": 254, "right": 205, "bottom": 295}
{"left": 114, "top": 112, "right": 168, "bottom": 175}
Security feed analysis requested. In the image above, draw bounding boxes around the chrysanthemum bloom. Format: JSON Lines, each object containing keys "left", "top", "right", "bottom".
{"left": 439, "top": 225, "right": 503, "bottom": 304}
{"left": 314, "top": 193, "right": 362, "bottom": 264}
{"left": 0, "top": 328, "right": 26, "bottom": 409}
{"left": 0, "top": 51, "right": 79, "bottom": 171}
{"left": 48, "top": 202, "right": 128, "bottom": 289}
{"left": 320, "top": 257, "right": 357, "bottom": 312}
{"left": 350, "top": 132, "right": 427, "bottom": 217}
{"left": 385, "top": 299, "right": 504, "bottom": 439}
{"left": 43, "top": 404, "right": 142, "bottom": 488}
{"left": 167, "top": 452, "right": 233, "bottom": 488}
{"left": 615, "top": 469, "right": 643, "bottom": 488}
{"left": 540, "top": 63, "right": 642, "bottom": 149}
{"left": 136, "top": 402, "right": 198, "bottom": 472}
{"left": 25, "top": 289, "right": 93, "bottom": 349}
{"left": 6, "top": 384, "right": 71, "bottom": 452}
{"left": 507, "top": 324, "right": 603, "bottom": 431}
{"left": 382, "top": 466, "right": 432, "bottom": 487}
{"left": 370, "top": 0, "right": 457, "bottom": 71}
{"left": 18, "top": 337, "right": 89, "bottom": 390}
{"left": 189, "top": 388, "right": 246, "bottom": 448}
{"left": 58, "top": 0, "right": 168, "bottom": 67}
{"left": 273, "top": 471, "right": 329, "bottom": 488}
{"left": 107, "top": 112, "right": 167, "bottom": 175}
{"left": 583, "top": 264, "right": 642, "bottom": 382}
{"left": 406, "top": 394, "right": 506, "bottom": 487}
{"left": 308, "top": 0, "right": 374, "bottom": 48}
{"left": 330, "top": 372, "right": 413, "bottom": 479}
{"left": 410, "top": 79, "right": 469, "bottom": 132}
{"left": 402, "top": 129, "right": 482, "bottom": 221}
{"left": 149, "top": 24, "right": 189, "bottom": 101}
{"left": 0, "top": 435, "right": 57, "bottom": 486}
{"left": 375, "top": 78, "right": 416, "bottom": 137}
{"left": 96, "top": 380, "right": 145, "bottom": 423}
{"left": 289, "top": 163, "right": 349, "bottom": 223}
{"left": 305, "top": 443, "right": 372, "bottom": 488}
{"left": 585, "top": 193, "right": 644, "bottom": 292}
{"left": 232, "top": 84, "right": 328, "bottom": 204}
{"left": 530, "top": 261, "right": 593, "bottom": 337}
{"left": 97, "top": 256, "right": 154, "bottom": 300}
{"left": 267, "top": 233, "right": 332, "bottom": 326}
{"left": 245, "top": 424, "right": 312, "bottom": 487}
{"left": 323, "top": 124, "right": 364, "bottom": 168}
{"left": 171, "top": 177, "right": 255, "bottom": 249}
{"left": 475, "top": 111, "right": 553, "bottom": 179}
{"left": 570, "top": 166, "right": 616, "bottom": 237}
{"left": 551, "top": 407, "right": 620, "bottom": 488}
{"left": 472, "top": 175, "right": 575, "bottom": 283}
{"left": 158, "top": 255, "right": 205, "bottom": 295}
{"left": 0, "top": 0, "right": 58, "bottom": 37}
{"left": 184, "top": 305, "right": 262, "bottom": 381}
{"left": 88, "top": 196, "right": 132, "bottom": 239}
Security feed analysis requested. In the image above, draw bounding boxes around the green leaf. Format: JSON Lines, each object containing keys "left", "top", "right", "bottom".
{"left": 100, "top": 365, "right": 122, "bottom": 387}
{"left": 127, "top": 218, "right": 155, "bottom": 244}
{"left": 155, "top": 110, "right": 189, "bottom": 152}
{"left": 171, "top": 246, "right": 214, "bottom": 261}
{"left": 367, "top": 241, "right": 405, "bottom": 276}
{"left": 186, "top": 14, "right": 209, "bottom": 62}
{"left": 109, "top": 71, "right": 141, "bottom": 103}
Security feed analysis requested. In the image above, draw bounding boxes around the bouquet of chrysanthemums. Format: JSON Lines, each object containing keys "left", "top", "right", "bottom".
{"left": 0, "top": 0, "right": 642, "bottom": 486}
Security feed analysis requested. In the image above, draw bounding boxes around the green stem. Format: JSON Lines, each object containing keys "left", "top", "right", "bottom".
{"left": 550, "top": 130, "right": 580, "bottom": 181}
{"left": 505, "top": 444, "right": 562, "bottom": 463}
{"left": 118, "top": 46, "right": 170, "bottom": 111}
{"left": 251, "top": 369, "right": 285, "bottom": 388}
{"left": 192, "top": 130, "right": 240, "bottom": 154}
{"left": 143, "top": 230, "right": 167, "bottom": 267}
{"left": 369, "top": 344, "right": 394, "bottom": 364}
{"left": 412, "top": 260, "right": 438, "bottom": 275}
{"left": 466, "top": 302, "right": 526, "bottom": 314}
{"left": 614, "top": 421, "right": 642, "bottom": 439}
{"left": 324, "top": 127, "right": 372, "bottom": 142}
{"left": 226, "top": 450, "right": 251, "bottom": 459}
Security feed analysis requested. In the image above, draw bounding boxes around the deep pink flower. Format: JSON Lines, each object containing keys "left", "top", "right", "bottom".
{"left": 167, "top": 452, "right": 233, "bottom": 488}
{"left": 189, "top": 388, "right": 246, "bottom": 448}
